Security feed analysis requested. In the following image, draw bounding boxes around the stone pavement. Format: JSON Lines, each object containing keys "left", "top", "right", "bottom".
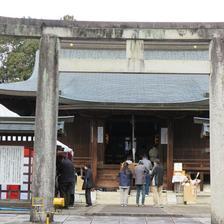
{"left": 0, "top": 214, "right": 211, "bottom": 224}
{"left": 0, "top": 204, "right": 211, "bottom": 223}
{"left": 58, "top": 204, "right": 210, "bottom": 217}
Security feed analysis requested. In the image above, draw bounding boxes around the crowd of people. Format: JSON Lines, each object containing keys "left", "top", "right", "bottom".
{"left": 118, "top": 154, "right": 164, "bottom": 208}
{"left": 56, "top": 145, "right": 163, "bottom": 208}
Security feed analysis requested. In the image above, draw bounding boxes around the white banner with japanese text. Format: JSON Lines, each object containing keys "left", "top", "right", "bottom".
{"left": 0, "top": 146, "right": 24, "bottom": 185}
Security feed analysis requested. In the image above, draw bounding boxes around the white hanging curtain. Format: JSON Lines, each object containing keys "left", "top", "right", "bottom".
{"left": 56, "top": 140, "right": 73, "bottom": 153}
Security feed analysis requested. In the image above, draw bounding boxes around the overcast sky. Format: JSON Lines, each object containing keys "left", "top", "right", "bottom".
{"left": 1, "top": 0, "right": 224, "bottom": 22}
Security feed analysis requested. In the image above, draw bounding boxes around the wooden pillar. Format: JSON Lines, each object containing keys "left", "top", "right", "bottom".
{"left": 209, "top": 37, "right": 224, "bottom": 224}
{"left": 90, "top": 120, "right": 98, "bottom": 183}
{"left": 167, "top": 120, "right": 174, "bottom": 190}
{"left": 97, "top": 120, "right": 105, "bottom": 168}
{"left": 30, "top": 35, "right": 60, "bottom": 222}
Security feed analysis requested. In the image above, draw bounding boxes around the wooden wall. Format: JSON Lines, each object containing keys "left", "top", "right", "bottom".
{"left": 173, "top": 116, "right": 209, "bottom": 160}
{"left": 60, "top": 112, "right": 210, "bottom": 189}
{"left": 62, "top": 114, "right": 210, "bottom": 165}
{"left": 60, "top": 116, "right": 90, "bottom": 158}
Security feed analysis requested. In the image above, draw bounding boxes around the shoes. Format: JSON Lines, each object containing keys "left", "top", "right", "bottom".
{"left": 154, "top": 204, "right": 163, "bottom": 208}
{"left": 141, "top": 204, "right": 145, "bottom": 207}
{"left": 136, "top": 204, "right": 139, "bottom": 207}
{"left": 85, "top": 204, "right": 92, "bottom": 207}
{"left": 121, "top": 204, "right": 124, "bottom": 207}
{"left": 124, "top": 204, "right": 127, "bottom": 207}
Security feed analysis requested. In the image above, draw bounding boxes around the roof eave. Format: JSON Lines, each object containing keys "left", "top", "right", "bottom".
{"left": 59, "top": 101, "right": 209, "bottom": 111}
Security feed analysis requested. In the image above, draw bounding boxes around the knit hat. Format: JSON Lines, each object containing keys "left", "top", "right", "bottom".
{"left": 138, "top": 160, "right": 144, "bottom": 165}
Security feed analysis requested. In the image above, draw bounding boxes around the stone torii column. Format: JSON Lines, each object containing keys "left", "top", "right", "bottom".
{"left": 30, "top": 34, "right": 60, "bottom": 222}
{"left": 210, "top": 37, "right": 224, "bottom": 224}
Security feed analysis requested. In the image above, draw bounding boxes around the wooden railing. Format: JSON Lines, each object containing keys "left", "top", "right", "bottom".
{"left": 173, "top": 158, "right": 210, "bottom": 191}
{"left": 173, "top": 159, "right": 210, "bottom": 172}
{"left": 73, "top": 156, "right": 91, "bottom": 168}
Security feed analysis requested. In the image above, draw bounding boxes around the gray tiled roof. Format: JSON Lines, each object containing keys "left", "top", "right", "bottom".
{"left": 59, "top": 73, "right": 208, "bottom": 104}
{"left": 0, "top": 52, "right": 209, "bottom": 106}
{"left": 0, "top": 73, "right": 208, "bottom": 105}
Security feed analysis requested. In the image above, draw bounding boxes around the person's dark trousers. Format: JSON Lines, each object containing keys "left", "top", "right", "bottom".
{"left": 69, "top": 194, "right": 74, "bottom": 206}
{"left": 69, "top": 181, "right": 75, "bottom": 206}
{"left": 85, "top": 188, "right": 92, "bottom": 206}
{"left": 60, "top": 182, "right": 73, "bottom": 208}
{"left": 136, "top": 184, "right": 145, "bottom": 205}
{"left": 145, "top": 174, "right": 151, "bottom": 195}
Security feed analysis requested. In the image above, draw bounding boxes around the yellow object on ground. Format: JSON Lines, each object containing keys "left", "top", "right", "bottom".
{"left": 53, "top": 198, "right": 65, "bottom": 207}
{"left": 183, "top": 183, "right": 197, "bottom": 204}
{"left": 76, "top": 176, "right": 84, "bottom": 192}
{"left": 32, "top": 197, "right": 44, "bottom": 207}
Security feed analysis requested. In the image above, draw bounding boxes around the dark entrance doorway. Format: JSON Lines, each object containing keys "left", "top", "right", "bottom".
{"left": 104, "top": 115, "right": 160, "bottom": 164}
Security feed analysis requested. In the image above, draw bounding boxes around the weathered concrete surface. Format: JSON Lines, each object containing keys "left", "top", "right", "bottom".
{"left": 1, "top": 16, "right": 224, "bottom": 40}
{"left": 59, "top": 58, "right": 210, "bottom": 74}
{"left": 41, "top": 27, "right": 224, "bottom": 40}
{"left": 30, "top": 35, "right": 60, "bottom": 222}
{"left": 209, "top": 37, "right": 224, "bottom": 224}
{"left": 126, "top": 40, "right": 144, "bottom": 72}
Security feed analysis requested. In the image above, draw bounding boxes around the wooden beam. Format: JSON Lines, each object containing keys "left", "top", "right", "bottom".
{"left": 58, "top": 103, "right": 209, "bottom": 111}
{"left": 167, "top": 120, "right": 174, "bottom": 190}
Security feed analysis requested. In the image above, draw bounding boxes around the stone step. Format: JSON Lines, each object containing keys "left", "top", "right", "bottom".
{"left": 75, "top": 190, "right": 210, "bottom": 205}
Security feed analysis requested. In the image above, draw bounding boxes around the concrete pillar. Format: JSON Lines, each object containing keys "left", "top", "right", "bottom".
{"left": 209, "top": 37, "right": 224, "bottom": 224}
{"left": 30, "top": 34, "right": 60, "bottom": 222}
{"left": 126, "top": 40, "right": 144, "bottom": 72}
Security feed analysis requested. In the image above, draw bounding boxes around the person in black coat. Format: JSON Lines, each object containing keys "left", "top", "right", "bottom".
{"left": 82, "top": 164, "right": 94, "bottom": 207}
{"left": 58, "top": 154, "right": 75, "bottom": 208}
